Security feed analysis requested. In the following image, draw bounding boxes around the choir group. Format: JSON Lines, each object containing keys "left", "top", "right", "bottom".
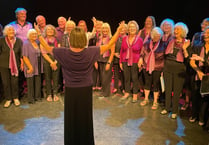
{"left": 0, "top": 7, "right": 209, "bottom": 134}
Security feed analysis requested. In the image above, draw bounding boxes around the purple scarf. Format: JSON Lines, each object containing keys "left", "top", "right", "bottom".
{"left": 5, "top": 37, "right": 18, "bottom": 77}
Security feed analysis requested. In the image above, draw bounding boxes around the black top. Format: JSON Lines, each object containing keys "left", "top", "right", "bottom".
{"left": 0, "top": 37, "right": 23, "bottom": 69}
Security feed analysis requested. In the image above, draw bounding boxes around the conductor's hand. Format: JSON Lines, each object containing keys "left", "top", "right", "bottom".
{"left": 117, "top": 21, "right": 125, "bottom": 32}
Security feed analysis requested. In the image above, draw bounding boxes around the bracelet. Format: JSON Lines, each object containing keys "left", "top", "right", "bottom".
{"left": 107, "top": 62, "right": 111, "bottom": 64}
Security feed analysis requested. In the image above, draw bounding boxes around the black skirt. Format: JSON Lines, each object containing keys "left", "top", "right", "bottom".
{"left": 64, "top": 86, "right": 94, "bottom": 145}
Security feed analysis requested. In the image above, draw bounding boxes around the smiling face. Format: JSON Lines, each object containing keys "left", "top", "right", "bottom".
{"left": 58, "top": 17, "right": 66, "bottom": 29}
{"left": 29, "top": 32, "right": 38, "bottom": 41}
{"left": 46, "top": 26, "right": 55, "bottom": 36}
{"left": 174, "top": 26, "right": 183, "bottom": 39}
{"left": 162, "top": 22, "right": 172, "bottom": 34}
{"left": 36, "top": 16, "right": 46, "bottom": 28}
{"left": 16, "top": 10, "right": 27, "bottom": 22}
{"left": 6, "top": 27, "right": 16, "bottom": 38}
{"left": 145, "top": 17, "right": 153, "bottom": 29}
{"left": 128, "top": 23, "right": 137, "bottom": 35}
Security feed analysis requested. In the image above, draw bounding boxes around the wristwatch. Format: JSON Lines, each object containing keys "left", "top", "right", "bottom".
{"left": 107, "top": 62, "right": 111, "bottom": 64}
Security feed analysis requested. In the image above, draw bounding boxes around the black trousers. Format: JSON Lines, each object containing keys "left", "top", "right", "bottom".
{"left": 43, "top": 62, "right": 59, "bottom": 96}
{"left": 98, "top": 62, "right": 112, "bottom": 97}
{"left": 143, "top": 69, "right": 161, "bottom": 92}
{"left": 123, "top": 62, "right": 139, "bottom": 94}
{"left": 26, "top": 75, "right": 41, "bottom": 102}
{"left": 64, "top": 86, "right": 94, "bottom": 145}
{"left": 0, "top": 67, "right": 19, "bottom": 100}
{"left": 191, "top": 80, "right": 202, "bottom": 118}
{"left": 164, "top": 71, "right": 185, "bottom": 114}
{"left": 113, "top": 63, "right": 124, "bottom": 91}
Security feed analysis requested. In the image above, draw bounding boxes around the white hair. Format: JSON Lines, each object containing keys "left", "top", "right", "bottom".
{"left": 27, "top": 29, "right": 37, "bottom": 39}
{"left": 151, "top": 27, "right": 163, "bottom": 39}
{"left": 174, "top": 22, "right": 189, "bottom": 38}
{"left": 160, "top": 18, "right": 175, "bottom": 34}
{"left": 3, "top": 24, "right": 16, "bottom": 36}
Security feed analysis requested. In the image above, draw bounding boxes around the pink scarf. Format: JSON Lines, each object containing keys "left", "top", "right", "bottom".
{"left": 126, "top": 35, "right": 139, "bottom": 66}
{"left": 97, "top": 36, "right": 110, "bottom": 58}
{"left": 146, "top": 40, "right": 160, "bottom": 74}
{"left": 6, "top": 37, "right": 18, "bottom": 77}
{"left": 165, "top": 38, "right": 185, "bottom": 62}
{"left": 143, "top": 30, "right": 150, "bottom": 44}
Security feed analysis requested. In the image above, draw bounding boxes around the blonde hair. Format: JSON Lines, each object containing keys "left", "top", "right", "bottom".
{"left": 101, "top": 22, "right": 112, "bottom": 38}
{"left": 70, "top": 27, "right": 87, "bottom": 48}
{"left": 65, "top": 20, "right": 76, "bottom": 34}
{"left": 3, "top": 24, "right": 16, "bottom": 36}
{"left": 174, "top": 22, "right": 189, "bottom": 38}
{"left": 127, "top": 20, "right": 139, "bottom": 33}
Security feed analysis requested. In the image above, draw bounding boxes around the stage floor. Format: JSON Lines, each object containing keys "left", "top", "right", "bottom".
{"left": 0, "top": 91, "right": 208, "bottom": 145}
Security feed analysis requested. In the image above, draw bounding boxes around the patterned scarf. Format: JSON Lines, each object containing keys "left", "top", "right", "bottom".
{"left": 5, "top": 37, "right": 18, "bottom": 76}
{"left": 146, "top": 40, "right": 160, "bottom": 74}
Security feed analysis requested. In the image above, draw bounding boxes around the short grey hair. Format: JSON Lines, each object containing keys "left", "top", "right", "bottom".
{"left": 160, "top": 18, "right": 175, "bottom": 34}
{"left": 174, "top": 22, "right": 189, "bottom": 38}
{"left": 15, "top": 7, "right": 27, "bottom": 14}
{"left": 3, "top": 24, "right": 16, "bottom": 36}
{"left": 151, "top": 27, "right": 163, "bottom": 39}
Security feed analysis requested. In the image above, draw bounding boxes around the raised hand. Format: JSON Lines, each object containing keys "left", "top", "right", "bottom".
{"left": 183, "top": 39, "right": 190, "bottom": 50}
{"left": 117, "top": 21, "right": 125, "bottom": 32}
{"left": 34, "top": 22, "right": 41, "bottom": 34}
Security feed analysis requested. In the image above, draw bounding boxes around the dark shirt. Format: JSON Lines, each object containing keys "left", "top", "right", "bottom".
{"left": 56, "top": 27, "right": 65, "bottom": 44}
{"left": 140, "top": 39, "right": 166, "bottom": 71}
{"left": 60, "top": 34, "right": 70, "bottom": 48}
{"left": 192, "top": 32, "right": 204, "bottom": 47}
{"left": 53, "top": 46, "right": 100, "bottom": 87}
{"left": 113, "top": 36, "right": 124, "bottom": 64}
{"left": 0, "top": 37, "right": 22, "bottom": 69}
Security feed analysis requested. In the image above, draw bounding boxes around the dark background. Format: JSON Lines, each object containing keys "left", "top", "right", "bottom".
{"left": 1, "top": 0, "right": 209, "bottom": 39}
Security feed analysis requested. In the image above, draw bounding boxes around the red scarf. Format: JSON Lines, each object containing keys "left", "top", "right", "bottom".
{"left": 5, "top": 37, "right": 18, "bottom": 76}
{"left": 146, "top": 40, "right": 160, "bottom": 74}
